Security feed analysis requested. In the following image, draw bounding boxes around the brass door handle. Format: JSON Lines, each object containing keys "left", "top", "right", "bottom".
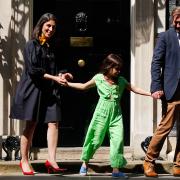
{"left": 78, "top": 59, "right": 85, "bottom": 67}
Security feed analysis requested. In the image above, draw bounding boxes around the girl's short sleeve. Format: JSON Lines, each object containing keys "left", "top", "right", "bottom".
{"left": 92, "top": 74, "right": 100, "bottom": 80}
{"left": 120, "top": 76, "right": 128, "bottom": 85}
{"left": 92, "top": 74, "right": 102, "bottom": 85}
{"left": 118, "top": 76, "right": 129, "bottom": 88}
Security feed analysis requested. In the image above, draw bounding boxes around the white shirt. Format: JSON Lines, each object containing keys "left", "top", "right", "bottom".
{"left": 178, "top": 33, "right": 180, "bottom": 46}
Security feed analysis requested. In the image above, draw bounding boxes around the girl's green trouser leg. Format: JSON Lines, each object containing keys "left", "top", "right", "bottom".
{"left": 80, "top": 116, "right": 108, "bottom": 162}
{"left": 109, "top": 114, "right": 127, "bottom": 168}
{"left": 81, "top": 114, "right": 127, "bottom": 168}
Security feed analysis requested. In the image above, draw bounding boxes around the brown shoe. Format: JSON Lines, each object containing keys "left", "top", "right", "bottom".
{"left": 143, "top": 161, "right": 158, "bottom": 177}
{"left": 173, "top": 166, "right": 180, "bottom": 176}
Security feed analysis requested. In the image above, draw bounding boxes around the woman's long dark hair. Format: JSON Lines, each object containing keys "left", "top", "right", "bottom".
{"left": 32, "top": 13, "right": 57, "bottom": 40}
{"left": 100, "top": 53, "right": 123, "bottom": 75}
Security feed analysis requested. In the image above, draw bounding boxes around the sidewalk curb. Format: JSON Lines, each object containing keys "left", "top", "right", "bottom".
{"left": 0, "top": 160, "right": 173, "bottom": 175}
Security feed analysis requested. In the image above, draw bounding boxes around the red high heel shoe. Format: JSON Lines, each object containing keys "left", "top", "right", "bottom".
{"left": 45, "top": 160, "right": 67, "bottom": 174}
{"left": 19, "top": 161, "right": 34, "bottom": 175}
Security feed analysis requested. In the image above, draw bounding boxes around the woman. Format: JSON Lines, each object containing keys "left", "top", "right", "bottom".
{"left": 10, "top": 13, "right": 72, "bottom": 175}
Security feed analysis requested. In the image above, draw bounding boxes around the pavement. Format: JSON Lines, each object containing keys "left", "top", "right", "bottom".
{"left": 1, "top": 159, "right": 180, "bottom": 179}
{"left": 0, "top": 147, "right": 178, "bottom": 178}
{"left": 0, "top": 159, "right": 175, "bottom": 176}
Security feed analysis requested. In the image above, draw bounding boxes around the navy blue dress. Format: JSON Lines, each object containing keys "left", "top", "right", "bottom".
{"left": 10, "top": 39, "right": 61, "bottom": 123}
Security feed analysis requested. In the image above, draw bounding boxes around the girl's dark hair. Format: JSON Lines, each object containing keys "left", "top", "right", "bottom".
{"left": 32, "top": 13, "right": 57, "bottom": 40}
{"left": 100, "top": 53, "right": 123, "bottom": 75}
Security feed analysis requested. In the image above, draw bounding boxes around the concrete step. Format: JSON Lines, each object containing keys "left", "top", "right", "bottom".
{"left": 0, "top": 159, "right": 173, "bottom": 175}
{"left": 0, "top": 147, "right": 173, "bottom": 175}
{"left": 29, "top": 146, "right": 133, "bottom": 161}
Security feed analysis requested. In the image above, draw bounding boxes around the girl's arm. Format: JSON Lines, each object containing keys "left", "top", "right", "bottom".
{"left": 126, "top": 83, "right": 151, "bottom": 96}
{"left": 66, "top": 79, "right": 96, "bottom": 90}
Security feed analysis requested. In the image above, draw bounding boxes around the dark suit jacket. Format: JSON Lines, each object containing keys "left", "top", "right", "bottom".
{"left": 151, "top": 27, "right": 180, "bottom": 101}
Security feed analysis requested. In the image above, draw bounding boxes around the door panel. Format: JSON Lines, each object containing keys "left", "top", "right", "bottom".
{"left": 33, "top": 0, "right": 130, "bottom": 147}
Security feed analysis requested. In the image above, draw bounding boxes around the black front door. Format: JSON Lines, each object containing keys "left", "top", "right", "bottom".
{"left": 33, "top": 0, "right": 130, "bottom": 147}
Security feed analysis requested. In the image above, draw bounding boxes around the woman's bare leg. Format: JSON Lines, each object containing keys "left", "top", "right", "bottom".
{"left": 47, "top": 122, "right": 59, "bottom": 168}
{"left": 20, "top": 121, "right": 37, "bottom": 172}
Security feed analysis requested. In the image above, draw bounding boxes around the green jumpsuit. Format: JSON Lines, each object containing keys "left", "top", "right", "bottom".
{"left": 81, "top": 73, "right": 128, "bottom": 168}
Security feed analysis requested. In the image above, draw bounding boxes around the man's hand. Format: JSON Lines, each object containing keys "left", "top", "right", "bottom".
{"left": 151, "top": 90, "right": 164, "bottom": 99}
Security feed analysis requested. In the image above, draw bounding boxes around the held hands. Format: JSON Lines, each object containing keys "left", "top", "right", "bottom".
{"left": 59, "top": 73, "right": 73, "bottom": 81}
{"left": 151, "top": 90, "right": 164, "bottom": 99}
{"left": 57, "top": 73, "right": 73, "bottom": 86}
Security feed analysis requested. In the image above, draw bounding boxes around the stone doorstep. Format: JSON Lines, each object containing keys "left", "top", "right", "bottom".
{"left": 0, "top": 146, "right": 174, "bottom": 175}
{"left": 30, "top": 146, "right": 134, "bottom": 161}
{"left": 0, "top": 159, "right": 173, "bottom": 175}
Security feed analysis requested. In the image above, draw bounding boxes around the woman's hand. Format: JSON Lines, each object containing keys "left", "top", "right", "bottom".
{"left": 53, "top": 75, "right": 67, "bottom": 84}
{"left": 59, "top": 73, "right": 73, "bottom": 81}
{"left": 43, "top": 73, "right": 70, "bottom": 86}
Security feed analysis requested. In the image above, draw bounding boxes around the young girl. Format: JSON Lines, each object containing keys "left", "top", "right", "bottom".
{"left": 63, "top": 53, "right": 151, "bottom": 178}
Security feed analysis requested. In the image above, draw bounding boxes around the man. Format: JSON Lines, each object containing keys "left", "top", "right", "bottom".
{"left": 143, "top": 6, "right": 180, "bottom": 177}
